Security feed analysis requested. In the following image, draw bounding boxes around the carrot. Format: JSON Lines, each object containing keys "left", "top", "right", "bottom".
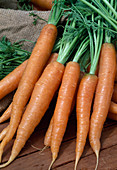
{"left": 112, "top": 83, "right": 117, "bottom": 103}
{"left": 30, "top": 0, "right": 53, "bottom": 10}
{"left": 0, "top": 61, "right": 64, "bottom": 167}
{"left": 44, "top": 86, "right": 76, "bottom": 149}
{"left": 0, "top": 103, "right": 12, "bottom": 123}
{"left": 49, "top": 62, "right": 80, "bottom": 168}
{"left": 46, "top": 53, "right": 58, "bottom": 65}
{"left": 0, "top": 125, "right": 9, "bottom": 142}
{"left": 0, "top": 60, "right": 28, "bottom": 100}
{"left": 75, "top": 74, "right": 97, "bottom": 169}
{"left": 44, "top": 116, "right": 54, "bottom": 147}
{"left": 0, "top": 53, "right": 58, "bottom": 124}
{"left": 109, "top": 101, "right": 117, "bottom": 114}
{"left": 89, "top": 43, "right": 116, "bottom": 169}
{"left": 0, "top": 24, "right": 57, "bottom": 162}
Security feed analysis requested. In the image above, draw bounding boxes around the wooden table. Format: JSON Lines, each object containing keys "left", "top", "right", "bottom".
{"left": 0, "top": 101, "right": 117, "bottom": 170}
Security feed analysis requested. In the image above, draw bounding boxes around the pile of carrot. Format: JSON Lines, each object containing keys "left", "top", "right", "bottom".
{"left": 0, "top": 0, "right": 117, "bottom": 169}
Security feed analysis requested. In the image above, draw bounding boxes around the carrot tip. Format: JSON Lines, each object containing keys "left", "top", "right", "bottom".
{"left": 95, "top": 151, "right": 99, "bottom": 170}
{"left": 0, "top": 156, "right": 13, "bottom": 168}
{"left": 74, "top": 155, "right": 80, "bottom": 170}
{"left": 48, "top": 158, "right": 56, "bottom": 170}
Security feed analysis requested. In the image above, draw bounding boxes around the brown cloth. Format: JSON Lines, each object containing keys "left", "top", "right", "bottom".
{"left": 0, "top": 7, "right": 50, "bottom": 112}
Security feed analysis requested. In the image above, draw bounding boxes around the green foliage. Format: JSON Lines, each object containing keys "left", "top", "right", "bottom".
{"left": 0, "top": 37, "right": 34, "bottom": 80}
{"left": 17, "top": 0, "right": 33, "bottom": 11}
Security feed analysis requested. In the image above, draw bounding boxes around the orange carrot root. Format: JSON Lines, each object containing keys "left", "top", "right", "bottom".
{"left": 0, "top": 24, "right": 58, "bottom": 163}
{"left": 0, "top": 103, "right": 12, "bottom": 123}
{"left": 0, "top": 61, "right": 64, "bottom": 168}
{"left": 108, "top": 101, "right": 117, "bottom": 121}
{"left": 0, "top": 60, "right": 28, "bottom": 100}
{"left": 109, "top": 101, "right": 117, "bottom": 114}
{"left": 31, "top": 0, "right": 53, "bottom": 10}
{"left": 44, "top": 116, "right": 54, "bottom": 147}
{"left": 89, "top": 43, "right": 116, "bottom": 170}
{"left": 75, "top": 74, "right": 97, "bottom": 170}
{"left": 0, "top": 125, "right": 9, "bottom": 141}
{"left": 0, "top": 53, "right": 57, "bottom": 125}
{"left": 50, "top": 62, "right": 80, "bottom": 168}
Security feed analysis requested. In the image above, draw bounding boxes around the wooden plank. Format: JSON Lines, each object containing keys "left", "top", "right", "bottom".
{"left": 0, "top": 122, "right": 117, "bottom": 169}
{"left": 54, "top": 144, "right": 117, "bottom": 170}
{"left": 1, "top": 113, "right": 116, "bottom": 162}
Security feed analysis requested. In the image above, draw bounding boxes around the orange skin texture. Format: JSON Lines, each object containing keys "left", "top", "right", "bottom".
{"left": 31, "top": 0, "right": 53, "bottom": 10}
{"left": 44, "top": 116, "right": 54, "bottom": 147}
{"left": 51, "top": 62, "right": 80, "bottom": 161}
{"left": 0, "top": 60, "right": 28, "bottom": 100}
{"left": 112, "top": 83, "right": 117, "bottom": 103}
{"left": 0, "top": 53, "right": 58, "bottom": 124}
{"left": 0, "top": 125, "right": 9, "bottom": 142}
{"left": 7, "top": 61, "right": 64, "bottom": 164}
{"left": 75, "top": 74, "right": 97, "bottom": 167}
{"left": 109, "top": 101, "right": 117, "bottom": 114}
{"left": 0, "top": 103, "right": 12, "bottom": 123}
{"left": 89, "top": 43, "right": 116, "bottom": 155}
{"left": 108, "top": 101, "right": 117, "bottom": 121}
{"left": 44, "top": 83, "right": 77, "bottom": 148}
{"left": 0, "top": 24, "right": 57, "bottom": 162}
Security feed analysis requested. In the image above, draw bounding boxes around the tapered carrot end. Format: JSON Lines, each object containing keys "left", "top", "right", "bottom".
{"left": 74, "top": 154, "right": 80, "bottom": 170}
{"left": 48, "top": 154, "right": 57, "bottom": 170}
{"left": 95, "top": 151, "right": 99, "bottom": 170}
{"left": 0, "top": 155, "right": 14, "bottom": 168}
{"left": 48, "top": 158, "right": 55, "bottom": 170}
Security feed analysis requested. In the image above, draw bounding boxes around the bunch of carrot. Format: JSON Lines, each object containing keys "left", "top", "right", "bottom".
{"left": 0, "top": 0, "right": 117, "bottom": 169}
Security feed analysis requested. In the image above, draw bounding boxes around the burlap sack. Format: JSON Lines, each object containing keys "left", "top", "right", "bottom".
{"left": 0, "top": 5, "right": 50, "bottom": 112}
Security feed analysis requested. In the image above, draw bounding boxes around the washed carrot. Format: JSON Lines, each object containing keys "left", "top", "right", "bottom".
{"left": 112, "top": 84, "right": 117, "bottom": 103}
{"left": 49, "top": 62, "right": 80, "bottom": 168}
{"left": 0, "top": 61, "right": 64, "bottom": 167}
{"left": 0, "top": 10, "right": 80, "bottom": 167}
{"left": 47, "top": 53, "right": 58, "bottom": 65}
{"left": 0, "top": 24, "right": 58, "bottom": 162}
{"left": 0, "top": 125, "right": 9, "bottom": 141}
{"left": 75, "top": 74, "right": 97, "bottom": 169}
{"left": 89, "top": 43, "right": 116, "bottom": 169}
{"left": 71, "top": 11, "right": 103, "bottom": 168}
{"left": 0, "top": 53, "right": 58, "bottom": 124}
{"left": 109, "top": 101, "right": 117, "bottom": 114}
{"left": 44, "top": 86, "right": 76, "bottom": 149}
{"left": 31, "top": 0, "right": 53, "bottom": 10}
{"left": 44, "top": 116, "right": 54, "bottom": 147}
{"left": 0, "top": 60, "right": 28, "bottom": 100}
{"left": 0, "top": 103, "right": 12, "bottom": 123}
{"left": 47, "top": 14, "right": 90, "bottom": 169}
